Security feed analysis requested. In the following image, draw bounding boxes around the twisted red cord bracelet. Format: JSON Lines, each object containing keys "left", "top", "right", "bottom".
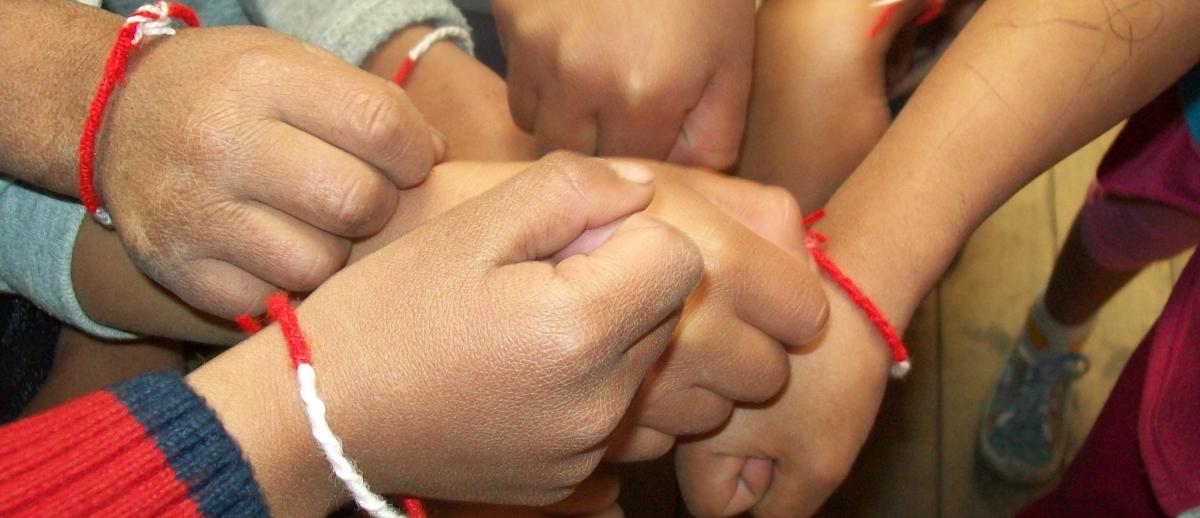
{"left": 78, "top": 1, "right": 200, "bottom": 227}
{"left": 867, "top": 0, "right": 945, "bottom": 39}
{"left": 805, "top": 210, "right": 911, "bottom": 378}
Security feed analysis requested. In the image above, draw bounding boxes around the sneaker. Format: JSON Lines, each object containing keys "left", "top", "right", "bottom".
{"left": 978, "top": 340, "right": 1090, "bottom": 485}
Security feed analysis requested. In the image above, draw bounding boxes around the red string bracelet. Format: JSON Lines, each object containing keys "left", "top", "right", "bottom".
{"left": 391, "top": 26, "right": 471, "bottom": 87}
{"left": 867, "top": 0, "right": 945, "bottom": 39}
{"left": 804, "top": 210, "right": 912, "bottom": 378}
{"left": 238, "top": 295, "right": 427, "bottom": 518}
{"left": 78, "top": 1, "right": 200, "bottom": 227}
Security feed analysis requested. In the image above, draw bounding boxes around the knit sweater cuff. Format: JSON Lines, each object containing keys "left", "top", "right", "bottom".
{"left": 0, "top": 177, "right": 138, "bottom": 341}
{"left": 0, "top": 371, "right": 267, "bottom": 517}
{"left": 242, "top": 0, "right": 474, "bottom": 66}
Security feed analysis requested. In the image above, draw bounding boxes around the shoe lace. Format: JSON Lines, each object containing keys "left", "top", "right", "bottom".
{"left": 999, "top": 353, "right": 1090, "bottom": 445}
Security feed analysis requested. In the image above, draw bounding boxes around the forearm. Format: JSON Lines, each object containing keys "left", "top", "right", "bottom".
{"left": 0, "top": 0, "right": 122, "bottom": 195}
{"left": 72, "top": 217, "right": 243, "bottom": 345}
{"left": 739, "top": 0, "right": 902, "bottom": 212}
{"left": 824, "top": 0, "right": 1200, "bottom": 323}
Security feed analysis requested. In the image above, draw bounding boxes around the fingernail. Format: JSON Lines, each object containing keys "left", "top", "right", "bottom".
{"left": 430, "top": 128, "right": 447, "bottom": 163}
{"left": 607, "top": 160, "right": 654, "bottom": 184}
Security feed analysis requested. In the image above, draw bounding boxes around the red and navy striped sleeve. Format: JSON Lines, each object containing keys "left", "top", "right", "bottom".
{"left": 0, "top": 371, "right": 267, "bottom": 517}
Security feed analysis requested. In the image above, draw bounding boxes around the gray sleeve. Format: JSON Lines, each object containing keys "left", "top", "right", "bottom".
{"left": 0, "top": 177, "right": 138, "bottom": 340}
{"left": 241, "top": 0, "right": 474, "bottom": 66}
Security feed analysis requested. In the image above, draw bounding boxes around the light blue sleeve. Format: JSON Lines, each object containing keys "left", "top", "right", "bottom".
{"left": 0, "top": 176, "right": 137, "bottom": 340}
{"left": 240, "top": 0, "right": 474, "bottom": 66}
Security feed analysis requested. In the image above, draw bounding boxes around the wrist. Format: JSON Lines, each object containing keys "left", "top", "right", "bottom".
{"left": 0, "top": 1, "right": 125, "bottom": 195}
{"left": 365, "top": 25, "right": 536, "bottom": 161}
{"left": 186, "top": 332, "right": 344, "bottom": 517}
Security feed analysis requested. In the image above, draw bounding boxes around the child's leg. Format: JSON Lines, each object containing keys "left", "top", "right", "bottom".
{"left": 1044, "top": 189, "right": 1200, "bottom": 328}
{"left": 980, "top": 86, "right": 1200, "bottom": 485}
{"left": 739, "top": 0, "right": 932, "bottom": 212}
{"left": 21, "top": 329, "right": 183, "bottom": 416}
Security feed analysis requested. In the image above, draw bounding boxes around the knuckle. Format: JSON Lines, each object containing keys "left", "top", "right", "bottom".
{"left": 345, "top": 90, "right": 423, "bottom": 175}
{"left": 543, "top": 315, "right": 606, "bottom": 370}
{"left": 763, "top": 186, "right": 804, "bottom": 229}
{"left": 751, "top": 348, "right": 791, "bottom": 401}
{"left": 329, "top": 174, "right": 394, "bottom": 235}
{"left": 187, "top": 267, "right": 264, "bottom": 319}
{"left": 277, "top": 241, "right": 347, "bottom": 291}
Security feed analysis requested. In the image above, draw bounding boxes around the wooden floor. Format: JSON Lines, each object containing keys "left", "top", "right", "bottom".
{"left": 819, "top": 125, "right": 1195, "bottom": 517}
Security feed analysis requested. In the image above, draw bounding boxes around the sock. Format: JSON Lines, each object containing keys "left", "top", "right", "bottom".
{"left": 1019, "top": 294, "right": 1093, "bottom": 360}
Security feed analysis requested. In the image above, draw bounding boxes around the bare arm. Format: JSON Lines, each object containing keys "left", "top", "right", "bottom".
{"left": 677, "top": 1, "right": 1200, "bottom": 516}
{"left": 828, "top": 0, "right": 1200, "bottom": 320}
{"left": 0, "top": 0, "right": 121, "bottom": 195}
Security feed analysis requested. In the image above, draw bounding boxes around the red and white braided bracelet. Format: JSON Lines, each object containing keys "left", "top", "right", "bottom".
{"left": 78, "top": 1, "right": 199, "bottom": 227}
{"left": 392, "top": 26, "right": 471, "bottom": 87}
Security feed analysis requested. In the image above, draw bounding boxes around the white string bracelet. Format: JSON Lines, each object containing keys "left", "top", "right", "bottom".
{"left": 239, "top": 294, "right": 425, "bottom": 518}
{"left": 392, "top": 26, "right": 472, "bottom": 86}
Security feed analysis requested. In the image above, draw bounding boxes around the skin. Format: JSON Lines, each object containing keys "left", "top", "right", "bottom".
{"left": 739, "top": 0, "right": 942, "bottom": 212}
{"left": 674, "top": 0, "right": 1200, "bottom": 515}
{"left": 363, "top": 26, "right": 537, "bottom": 162}
{"left": 492, "top": 0, "right": 756, "bottom": 169}
{"left": 72, "top": 157, "right": 830, "bottom": 444}
{"left": 0, "top": 0, "right": 442, "bottom": 319}
{"left": 186, "top": 154, "right": 707, "bottom": 517}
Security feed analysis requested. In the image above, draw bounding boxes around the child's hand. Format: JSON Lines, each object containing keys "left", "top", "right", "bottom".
{"left": 95, "top": 26, "right": 442, "bottom": 319}
{"left": 604, "top": 165, "right": 828, "bottom": 460}
{"left": 352, "top": 160, "right": 830, "bottom": 457}
{"left": 189, "top": 153, "right": 703, "bottom": 514}
{"left": 492, "top": 0, "right": 755, "bottom": 169}
{"left": 674, "top": 291, "right": 894, "bottom": 518}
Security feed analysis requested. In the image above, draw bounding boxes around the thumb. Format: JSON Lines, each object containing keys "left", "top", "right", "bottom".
{"left": 668, "top": 168, "right": 809, "bottom": 256}
{"left": 676, "top": 445, "right": 773, "bottom": 518}
{"left": 448, "top": 152, "right": 657, "bottom": 264}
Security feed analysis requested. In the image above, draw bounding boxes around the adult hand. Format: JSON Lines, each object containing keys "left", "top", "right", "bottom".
{"left": 365, "top": 25, "right": 537, "bottom": 161}
{"left": 96, "top": 25, "right": 443, "bottom": 318}
{"left": 493, "top": 0, "right": 755, "bottom": 169}
{"left": 189, "top": 153, "right": 704, "bottom": 515}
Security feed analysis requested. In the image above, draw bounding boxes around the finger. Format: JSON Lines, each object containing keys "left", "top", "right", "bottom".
{"left": 731, "top": 245, "right": 829, "bottom": 348}
{"left": 541, "top": 468, "right": 620, "bottom": 515}
{"left": 604, "top": 421, "right": 677, "bottom": 462}
{"left": 275, "top": 52, "right": 439, "bottom": 188}
{"left": 506, "top": 66, "right": 540, "bottom": 132}
{"left": 666, "top": 66, "right": 752, "bottom": 170}
{"left": 207, "top": 203, "right": 350, "bottom": 294}
{"left": 753, "top": 459, "right": 831, "bottom": 518}
{"left": 244, "top": 124, "right": 398, "bottom": 237}
{"left": 670, "top": 321, "right": 791, "bottom": 403}
{"left": 533, "top": 88, "right": 599, "bottom": 156}
{"left": 665, "top": 167, "right": 810, "bottom": 256}
{"left": 170, "top": 258, "right": 277, "bottom": 319}
{"left": 456, "top": 152, "right": 658, "bottom": 264}
{"left": 676, "top": 447, "right": 770, "bottom": 518}
{"left": 593, "top": 85, "right": 687, "bottom": 160}
{"left": 554, "top": 213, "right": 703, "bottom": 359}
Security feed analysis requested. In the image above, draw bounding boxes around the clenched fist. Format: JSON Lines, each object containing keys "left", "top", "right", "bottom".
{"left": 96, "top": 25, "right": 442, "bottom": 318}
{"left": 493, "top": 0, "right": 756, "bottom": 168}
{"left": 191, "top": 153, "right": 704, "bottom": 515}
